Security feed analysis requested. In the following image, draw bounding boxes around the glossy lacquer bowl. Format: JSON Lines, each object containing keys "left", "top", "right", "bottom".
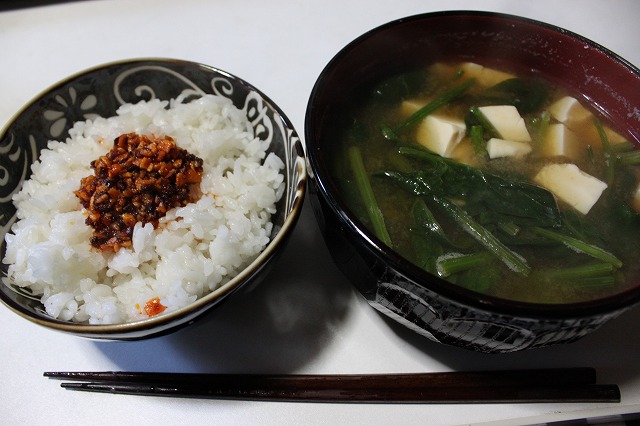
{"left": 0, "top": 58, "right": 306, "bottom": 340}
{"left": 305, "top": 11, "right": 640, "bottom": 352}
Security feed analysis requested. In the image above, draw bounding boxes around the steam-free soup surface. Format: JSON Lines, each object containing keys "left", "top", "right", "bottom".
{"left": 333, "top": 62, "right": 640, "bottom": 304}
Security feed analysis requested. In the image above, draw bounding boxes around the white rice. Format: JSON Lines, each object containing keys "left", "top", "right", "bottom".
{"left": 2, "top": 94, "right": 285, "bottom": 324}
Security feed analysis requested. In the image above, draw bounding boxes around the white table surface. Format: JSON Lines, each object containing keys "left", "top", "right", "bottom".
{"left": 1, "top": 1, "right": 640, "bottom": 425}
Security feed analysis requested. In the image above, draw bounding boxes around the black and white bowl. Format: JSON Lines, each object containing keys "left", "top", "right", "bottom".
{"left": 0, "top": 58, "right": 306, "bottom": 340}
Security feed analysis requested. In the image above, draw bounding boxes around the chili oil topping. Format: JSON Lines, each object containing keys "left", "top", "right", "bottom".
{"left": 75, "top": 132, "right": 204, "bottom": 252}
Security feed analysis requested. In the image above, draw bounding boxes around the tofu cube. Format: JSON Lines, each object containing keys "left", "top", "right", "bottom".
{"left": 487, "top": 138, "right": 532, "bottom": 159}
{"left": 461, "top": 62, "right": 515, "bottom": 87}
{"left": 548, "top": 96, "right": 592, "bottom": 123}
{"left": 477, "top": 105, "right": 531, "bottom": 142}
{"left": 429, "top": 62, "right": 456, "bottom": 77}
{"left": 541, "top": 123, "right": 582, "bottom": 160}
{"left": 548, "top": 97, "right": 629, "bottom": 148}
{"left": 415, "top": 115, "right": 466, "bottom": 158}
{"left": 401, "top": 99, "right": 425, "bottom": 117}
{"left": 534, "top": 163, "right": 607, "bottom": 215}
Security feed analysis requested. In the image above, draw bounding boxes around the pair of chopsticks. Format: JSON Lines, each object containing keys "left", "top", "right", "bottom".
{"left": 44, "top": 367, "right": 620, "bottom": 404}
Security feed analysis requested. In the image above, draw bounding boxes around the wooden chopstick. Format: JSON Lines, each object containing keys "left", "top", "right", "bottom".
{"left": 43, "top": 368, "right": 621, "bottom": 404}
{"left": 44, "top": 367, "right": 597, "bottom": 387}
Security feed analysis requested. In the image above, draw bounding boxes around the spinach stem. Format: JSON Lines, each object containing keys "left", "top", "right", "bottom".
{"left": 531, "top": 227, "right": 622, "bottom": 268}
{"left": 611, "top": 140, "right": 635, "bottom": 153}
{"left": 544, "top": 262, "right": 615, "bottom": 281}
{"left": 469, "top": 125, "right": 487, "bottom": 155}
{"left": 383, "top": 78, "right": 476, "bottom": 140}
{"left": 436, "top": 251, "right": 493, "bottom": 277}
{"left": 530, "top": 110, "right": 551, "bottom": 145}
{"left": 412, "top": 198, "right": 451, "bottom": 246}
{"left": 593, "top": 118, "right": 615, "bottom": 186}
{"left": 618, "top": 150, "right": 640, "bottom": 165}
{"left": 469, "top": 106, "right": 502, "bottom": 138}
{"left": 572, "top": 276, "right": 616, "bottom": 288}
{"left": 498, "top": 222, "right": 520, "bottom": 237}
{"left": 432, "top": 196, "right": 531, "bottom": 276}
{"left": 347, "top": 146, "right": 393, "bottom": 247}
{"left": 587, "top": 144, "right": 595, "bottom": 164}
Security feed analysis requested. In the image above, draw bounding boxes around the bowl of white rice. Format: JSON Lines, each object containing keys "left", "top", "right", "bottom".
{"left": 0, "top": 58, "right": 306, "bottom": 339}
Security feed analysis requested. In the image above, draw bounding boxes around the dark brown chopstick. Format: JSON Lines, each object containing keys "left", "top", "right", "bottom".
{"left": 44, "top": 368, "right": 621, "bottom": 404}
{"left": 44, "top": 367, "right": 597, "bottom": 388}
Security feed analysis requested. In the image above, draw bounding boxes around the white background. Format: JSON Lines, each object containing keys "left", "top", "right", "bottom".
{"left": 1, "top": 1, "right": 640, "bottom": 425}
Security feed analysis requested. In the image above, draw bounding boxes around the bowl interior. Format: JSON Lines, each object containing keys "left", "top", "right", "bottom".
{"left": 310, "top": 12, "right": 640, "bottom": 144}
{"left": 306, "top": 11, "right": 640, "bottom": 315}
{"left": 0, "top": 58, "right": 306, "bottom": 339}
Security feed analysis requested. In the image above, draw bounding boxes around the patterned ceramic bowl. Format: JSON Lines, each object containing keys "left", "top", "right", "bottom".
{"left": 305, "top": 11, "right": 640, "bottom": 352}
{"left": 0, "top": 58, "right": 306, "bottom": 340}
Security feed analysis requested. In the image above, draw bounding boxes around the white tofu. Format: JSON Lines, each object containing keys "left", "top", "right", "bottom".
{"left": 401, "top": 99, "right": 425, "bottom": 117}
{"left": 461, "top": 62, "right": 515, "bottom": 87}
{"left": 486, "top": 138, "right": 532, "bottom": 159}
{"left": 429, "top": 62, "right": 456, "bottom": 77}
{"left": 548, "top": 96, "right": 592, "bottom": 123}
{"left": 415, "top": 115, "right": 466, "bottom": 158}
{"left": 541, "top": 123, "right": 582, "bottom": 160}
{"left": 461, "top": 62, "right": 484, "bottom": 76}
{"left": 548, "top": 96, "right": 629, "bottom": 148}
{"left": 534, "top": 163, "right": 608, "bottom": 215}
{"left": 477, "top": 105, "right": 531, "bottom": 142}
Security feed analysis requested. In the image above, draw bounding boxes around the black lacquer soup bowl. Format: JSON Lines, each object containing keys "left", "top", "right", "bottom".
{"left": 305, "top": 11, "right": 640, "bottom": 353}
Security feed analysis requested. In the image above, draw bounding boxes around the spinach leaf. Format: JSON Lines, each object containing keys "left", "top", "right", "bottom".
{"left": 382, "top": 78, "right": 476, "bottom": 140}
{"left": 371, "top": 70, "right": 429, "bottom": 104}
{"left": 391, "top": 146, "right": 562, "bottom": 227}
{"left": 412, "top": 198, "right": 462, "bottom": 249}
{"left": 476, "top": 78, "right": 551, "bottom": 114}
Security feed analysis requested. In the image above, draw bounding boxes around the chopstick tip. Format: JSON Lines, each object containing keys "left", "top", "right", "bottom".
{"left": 44, "top": 371, "right": 74, "bottom": 379}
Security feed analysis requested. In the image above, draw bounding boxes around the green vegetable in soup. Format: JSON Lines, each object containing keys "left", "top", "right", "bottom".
{"left": 371, "top": 70, "right": 430, "bottom": 104}
{"left": 392, "top": 146, "right": 562, "bottom": 228}
{"left": 431, "top": 196, "right": 531, "bottom": 276}
{"left": 411, "top": 198, "right": 456, "bottom": 248}
{"left": 347, "top": 146, "right": 392, "bottom": 247}
{"left": 334, "top": 61, "right": 639, "bottom": 304}
{"left": 467, "top": 106, "right": 502, "bottom": 139}
{"left": 436, "top": 251, "right": 495, "bottom": 278}
{"left": 469, "top": 125, "right": 488, "bottom": 156}
{"left": 527, "top": 110, "right": 551, "bottom": 144}
{"left": 594, "top": 117, "right": 616, "bottom": 187}
{"left": 381, "top": 78, "right": 476, "bottom": 141}
{"left": 530, "top": 227, "right": 622, "bottom": 268}
{"left": 477, "top": 77, "right": 551, "bottom": 114}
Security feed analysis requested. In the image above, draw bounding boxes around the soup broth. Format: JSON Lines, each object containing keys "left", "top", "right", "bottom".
{"left": 333, "top": 61, "right": 640, "bottom": 304}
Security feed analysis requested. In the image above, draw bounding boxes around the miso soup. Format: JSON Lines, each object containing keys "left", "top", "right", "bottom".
{"left": 333, "top": 61, "right": 640, "bottom": 304}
